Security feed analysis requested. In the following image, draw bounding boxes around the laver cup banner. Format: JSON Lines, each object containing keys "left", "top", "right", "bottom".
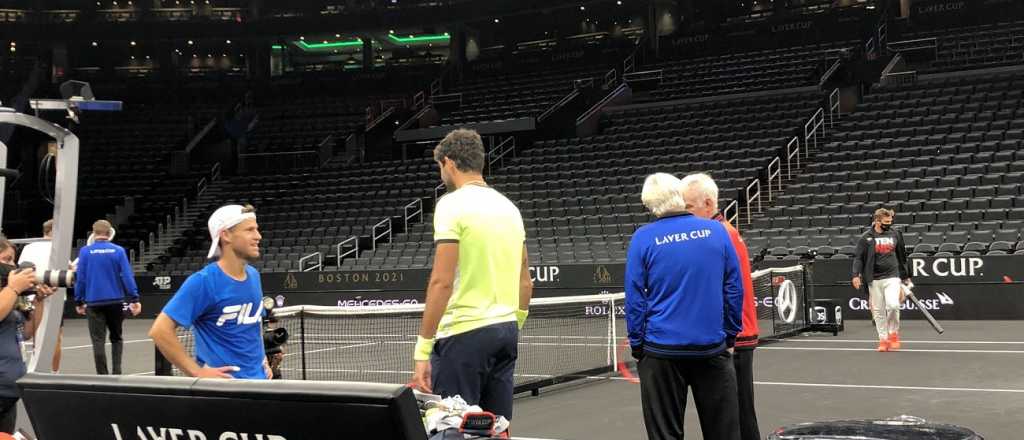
{"left": 136, "top": 256, "right": 1024, "bottom": 320}
{"left": 812, "top": 255, "right": 1024, "bottom": 320}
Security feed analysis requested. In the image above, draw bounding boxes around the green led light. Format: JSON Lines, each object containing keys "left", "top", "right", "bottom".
{"left": 271, "top": 45, "right": 284, "bottom": 50}
{"left": 296, "top": 38, "right": 363, "bottom": 50}
{"left": 343, "top": 64, "right": 362, "bottom": 70}
{"left": 386, "top": 34, "right": 450, "bottom": 44}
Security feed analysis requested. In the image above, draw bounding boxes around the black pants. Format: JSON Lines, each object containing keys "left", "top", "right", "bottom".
{"left": 431, "top": 321, "right": 518, "bottom": 419}
{"left": 638, "top": 352, "right": 740, "bottom": 440}
{"left": 87, "top": 304, "right": 124, "bottom": 375}
{"left": 0, "top": 397, "right": 17, "bottom": 434}
{"left": 733, "top": 349, "right": 760, "bottom": 440}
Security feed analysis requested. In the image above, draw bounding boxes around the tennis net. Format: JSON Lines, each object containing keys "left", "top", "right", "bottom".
{"left": 158, "top": 292, "right": 626, "bottom": 394}
{"left": 752, "top": 264, "right": 811, "bottom": 342}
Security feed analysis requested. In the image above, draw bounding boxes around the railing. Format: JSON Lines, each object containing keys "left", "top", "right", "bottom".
{"left": 880, "top": 52, "right": 902, "bottom": 79}
{"left": 413, "top": 91, "right": 426, "bottom": 110}
{"left": 576, "top": 82, "right": 629, "bottom": 128}
{"left": 744, "top": 180, "right": 761, "bottom": 225}
{"left": 335, "top": 236, "right": 359, "bottom": 270}
{"left": 430, "top": 78, "right": 443, "bottom": 97}
{"left": 603, "top": 69, "right": 617, "bottom": 89}
{"left": 766, "top": 157, "right": 781, "bottom": 202}
{"left": 877, "top": 21, "right": 888, "bottom": 56}
{"left": 487, "top": 136, "right": 516, "bottom": 173}
{"left": 882, "top": 70, "right": 917, "bottom": 87}
{"left": 623, "top": 53, "right": 636, "bottom": 74}
{"left": 722, "top": 200, "right": 739, "bottom": 229}
{"left": 623, "top": 69, "right": 663, "bottom": 85}
{"left": 785, "top": 136, "right": 800, "bottom": 179}
{"left": 434, "top": 182, "right": 446, "bottom": 202}
{"left": 538, "top": 89, "right": 580, "bottom": 123}
{"left": 828, "top": 88, "right": 841, "bottom": 129}
{"left": 371, "top": 218, "right": 392, "bottom": 251}
{"left": 573, "top": 77, "right": 595, "bottom": 90}
{"left": 865, "top": 37, "right": 877, "bottom": 59}
{"left": 803, "top": 107, "right": 825, "bottom": 157}
{"left": 404, "top": 199, "right": 423, "bottom": 232}
{"left": 818, "top": 58, "right": 841, "bottom": 88}
{"left": 431, "top": 93, "right": 462, "bottom": 106}
{"left": 366, "top": 106, "right": 396, "bottom": 131}
{"left": 185, "top": 118, "right": 217, "bottom": 154}
{"left": 887, "top": 37, "right": 938, "bottom": 58}
{"left": 299, "top": 252, "right": 322, "bottom": 272}
{"left": 211, "top": 162, "right": 222, "bottom": 181}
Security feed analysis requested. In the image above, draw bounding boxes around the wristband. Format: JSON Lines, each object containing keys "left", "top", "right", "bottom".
{"left": 413, "top": 336, "right": 435, "bottom": 361}
{"left": 515, "top": 309, "right": 529, "bottom": 329}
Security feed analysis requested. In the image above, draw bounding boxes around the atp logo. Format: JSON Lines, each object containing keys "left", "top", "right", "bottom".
{"left": 216, "top": 303, "right": 263, "bottom": 326}
{"left": 153, "top": 277, "right": 171, "bottom": 290}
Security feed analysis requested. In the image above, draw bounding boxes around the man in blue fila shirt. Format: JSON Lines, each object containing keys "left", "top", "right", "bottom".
{"left": 149, "top": 204, "right": 271, "bottom": 379}
{"left": 625, "top": 173, "right": 744, "bottom": 440}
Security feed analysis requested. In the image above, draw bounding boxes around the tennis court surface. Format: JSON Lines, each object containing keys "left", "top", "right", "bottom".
{"left": 30, "top": 316, "right": 1024, "bottom": 439}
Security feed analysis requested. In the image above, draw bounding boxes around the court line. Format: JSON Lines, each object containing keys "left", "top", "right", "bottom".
{"left": 760, "top": 346, "right": 1024, "bottom": 354}
{"left": 753, "top": 381, "right": 1024, "bottom": 394}
{"left": 787, "top": 339, "right": 1024, "bottom": 345}
{"left": 56, "top": 339, "right": 152, "bottom": 351}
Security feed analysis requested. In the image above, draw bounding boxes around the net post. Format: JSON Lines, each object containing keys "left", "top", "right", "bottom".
{"left": 154, "top": 346, "right": 172, "bottom": 376}
{"left": 610, "top": 295, "right": 618, "bottom": 372}
{"left": 300, "top": 311, "right": 307, "bottom": 381}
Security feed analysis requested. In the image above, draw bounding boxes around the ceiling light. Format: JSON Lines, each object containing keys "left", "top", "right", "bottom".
{"left": 494, "top": 18, "right": 500, "bottom": 23}
{"left": 300, "top": 36, "right": 305, "bottom": 40}
{"left": 617, "top": 0, "right": 622, "bottom": 4}
{"left": 145, "top": 55, "right": 150, "bottom": 59}
{"left": 187, "top": 40, "right": 194, "bottom": 45}
{"left": 226, "top": 39, "right": 231, "bottom": 44}
{"left": 92, "top": 41, "right": 98, "bottom": 46}
{"left": 389, "top": 30, "right": 395, "bottom": 34}
{"left": 130, "top": 40, "right": 136, "bottom": 46}
{"left": 130, "top": 55, "right": 135, "bottom": 59}
{"left": 335, "top": 33, "right": 341, "bottom": 38}
{"left": 580, "top": 5, "right": 585, "bottom": 10}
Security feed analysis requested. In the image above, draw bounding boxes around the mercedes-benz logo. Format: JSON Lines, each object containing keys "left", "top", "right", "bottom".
{"left": 776, "top": 280, "right": 798, "bottom": 324}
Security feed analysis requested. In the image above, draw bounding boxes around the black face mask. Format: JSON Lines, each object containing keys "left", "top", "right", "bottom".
{"left": 880, "top": 223, "right": 893, "bottom": 232}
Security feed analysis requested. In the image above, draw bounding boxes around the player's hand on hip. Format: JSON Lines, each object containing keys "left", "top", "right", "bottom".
{"left": 129, "top": 302, "right": 142, "bottom": 316}
{"left": 851, "top": 276, "right": 862, "bottom": 290}
{"left": 411, "top": 360, "right": 432, "bottom": 393}
{"left": 195, "top": 366, "right": 238, "bottom": 379}
{"left": 75, "top": 305, "right": 87, "bottom": 315}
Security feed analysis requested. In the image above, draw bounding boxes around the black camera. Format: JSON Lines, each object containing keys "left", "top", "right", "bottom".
{"left": 261, "top": 296, "right": 289, "bottom": 379}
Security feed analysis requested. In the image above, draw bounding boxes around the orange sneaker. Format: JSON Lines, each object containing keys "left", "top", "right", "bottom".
{"left": 877, "top": 340, "right": 890, "bottom": 352}
{"left": 888, "top": 333, "right": 901, "bottom": 350}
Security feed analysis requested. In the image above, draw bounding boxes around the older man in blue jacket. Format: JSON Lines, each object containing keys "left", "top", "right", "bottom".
{"left": 75, "top": 220, "right": 140, "bottom": 375}
{"left": 625, "top": 173, "right": 744, "bottom": 440}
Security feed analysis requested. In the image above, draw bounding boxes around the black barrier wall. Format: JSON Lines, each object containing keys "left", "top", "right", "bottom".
{"left": 129, "top": 256, "right": 1024, "bottom": 320}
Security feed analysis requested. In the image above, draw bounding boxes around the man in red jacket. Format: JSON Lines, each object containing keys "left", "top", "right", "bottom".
{"left": 681, "top": 173, "right": 760, "bottom": 440}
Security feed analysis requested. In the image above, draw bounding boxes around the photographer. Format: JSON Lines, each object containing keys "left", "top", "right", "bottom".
{"left": 0, "top": 238, "right": 55, "bottom": 433}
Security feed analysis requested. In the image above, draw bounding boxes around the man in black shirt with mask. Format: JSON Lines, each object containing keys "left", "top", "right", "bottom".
{"left": 852, "top": 208, "right": 911, "bottom": 352}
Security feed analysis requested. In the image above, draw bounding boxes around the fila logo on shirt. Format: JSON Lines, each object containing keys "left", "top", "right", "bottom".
{"left": 874, "top": 237, "right": 895, "bottom": 254}
{"left": 216, "top": 303, "right": 263, "bottom": 327}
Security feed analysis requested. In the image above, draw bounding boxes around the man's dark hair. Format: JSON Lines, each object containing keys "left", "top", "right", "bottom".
{"left": 433, "top": 129, "right": 485, "bottom": 173}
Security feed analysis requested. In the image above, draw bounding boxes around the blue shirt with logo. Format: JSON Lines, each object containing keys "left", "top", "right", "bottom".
{"left": 162, "top": 263, "right": 266, "bottom": 379}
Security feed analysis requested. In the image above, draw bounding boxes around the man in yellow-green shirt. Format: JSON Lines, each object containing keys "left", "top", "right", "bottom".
{"left": 411, "top": 129, "right": 533, "bottom": 420}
